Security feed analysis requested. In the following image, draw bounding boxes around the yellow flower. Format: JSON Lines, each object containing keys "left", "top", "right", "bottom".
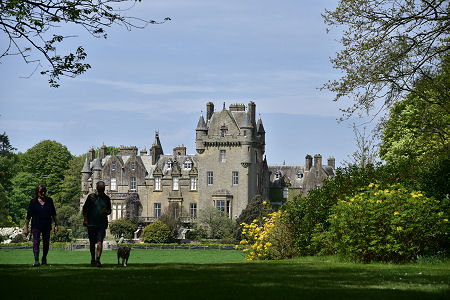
{"left": 334, "top": 215, "right": 337, "bottom": 219}
{"left": 396, "top": 226, "right": 403, "bottom": 231}
{"left": 394, "top": 211, "right": 399, "bottom": 216}
{"left": 262, "top": 201, "right": 267, "bottom": 205}
{"left": 444, "top": 219, "right": 448, "bottom": 222}
{"left": 368, "top": 183, "right": 374, "bottom": 188}
{"left": 376, "top": 200, "right": 382, "bottom": 204}
{"left": 240, "top": 239, "right": 248, "bottom": 245}
{"left": 235, "top": 245, "right": 239, "bottom": 250}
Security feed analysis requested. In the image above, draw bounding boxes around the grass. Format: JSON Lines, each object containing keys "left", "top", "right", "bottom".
{"left": 0, "top": 249, "right": 449, "bottom": 299}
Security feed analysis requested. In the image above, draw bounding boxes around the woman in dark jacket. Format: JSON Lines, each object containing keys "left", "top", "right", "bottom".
{"left": 24, "top": 184, "right": 58, "bottom": 266}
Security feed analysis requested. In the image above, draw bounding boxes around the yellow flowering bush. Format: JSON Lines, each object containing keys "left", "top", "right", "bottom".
{"left": 325, "top": 183, "right": 448, "bottom": 263}
{"left": 239, "top": 210, "right": 297, "bottom": 260}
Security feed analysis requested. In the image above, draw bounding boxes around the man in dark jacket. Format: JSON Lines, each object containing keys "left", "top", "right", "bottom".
{"left": 83, "top": 181, "right": 111, "bottom": 267}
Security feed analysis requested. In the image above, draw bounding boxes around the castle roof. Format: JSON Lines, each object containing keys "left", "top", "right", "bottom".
{"left": 196, "top": 114, "right": 207, "bottom": 130}
{"left": 93, "top": 155, "right": 102, "bottom": 171}
{"left": 82, "top": 157, "right": 91, "bottom": 173}
{"left": 257, "top": 117, "right": 265, "bottom": 133}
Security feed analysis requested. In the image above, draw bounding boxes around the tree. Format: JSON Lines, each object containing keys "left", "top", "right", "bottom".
{"left": 8, "top": 172, "right": 40, "bottom": 224}
{"left": 0, "top": 132, "right": 16, "bottom": 156}
{"left": 0, "top": 183, "right": 16, "bottom": 226}
{"left": 322, "top": 0, "right": 449, "bottom": 118}
{"left": 0, "top": 0, "right": 170, "bottom": 87}
{"left": 109, "top": 218, "right": 138, "bottom": 239}
{"left": 59, "top": 154, "right": 86, "bottom": 209}
{"left": 343, "top": 124, "right": 378, "bottom": 167}
{"left": 233, "top": 194, "right": 271, "bottom": 241}
{"left": 124, "top": 193, "right": 142, "bottom": 223}
{"left": 142, "top": 220, "right": 171, "bottom": 243}
{"left": 192, "top": 207, "right": 235, "bottom": 239}
{"left": 380, "top": 56, "right": 450, "bottom": 166}
{"left": 18, "top": 140, "right": 72, "bottom": 199}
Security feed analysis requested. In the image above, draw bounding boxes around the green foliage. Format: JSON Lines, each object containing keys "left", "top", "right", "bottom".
{"left": 191, "top": 207, "right": 235, "bottom": 240}
{"left": 142, "top": 220, "right": 171, "bottom": 243}
{"left": 0, "top": 132, "right": 16, "bottom": 156}
{"left": 233, "top": 194, "right": 271, "bottom": 241}
{"left": 0, "top": 0, "right": 169, "bottom": 87}
{"left": 0, "top": 183, "right": 15, "bottom": 226}
{"left": 9, "top": 172, "right": 40, "bottom": 223}
{"left": 109, "top": 218, "right": 138, "bottom": 239}
{"left": 11, "top": 233, "right": 27, "bottom": 243}
{"left": 51, "top": 226, "right": 71, "bottom": 243}
{"left": 0, "top": 152, "right": 18, "bottom": 192}
{"left": 326, "top": 184, "right": 448, "bottom": 263}
{"left": 322, "top": 0, "right": 449, "bottom": 118}
{"left": 18, "top": 140, "right": 72, "bottom": 200}
{"left": 58, "top": 154, "right": 85, "bottom": 208}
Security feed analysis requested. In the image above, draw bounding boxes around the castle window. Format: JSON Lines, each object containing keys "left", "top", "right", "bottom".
{"left": 220, "top": 150, "right": 226, "bottom": 162}
{"left": 112, "top": 162, "right": 116, "bottom": 171}
{"left": 130, "top": 177, "right": 136, "bottom": 190}
{"left": 184, "top": 161, "right": 192, "bottom": 169}
{"left": 256, "top": 173, "right": 259, "bottom": 188}
{"left": 275, "top": 171, "right": 281, "bottom": 180}
{"left": 297, "top": 172, "right": 303, "bottom": 179}
{"left": 111, "top": 178, "right": 117, "bottom": 191}
{"left": 243, "top": 130, "right": 247, "bottom": 137}
{"left": 254, "top": 151, "right": 258, "bottom": 163}
{"left": 131, "top": 162, "right": 135, "bottom": 170}
{"left": 190, "top": 203, "right": 197, "bottom": 218}
{"left": 172, "top": 176, "right": 179, "bottom": 191}
{"left": 283, "top": 187, "right": 289, "bottom": 199}
{"left": 207, "top": 171, "right": 213, "bottom": 185}
{"left": 215, "top": 200, "right": 225, "bottom": 212}
{"left": 154, "top": 176, "right": 161, "bottom": 191}
{"left": 167, "top": 160, "right": 173, "bottom": 169}
{"left": 221, "top": 129, "right": 227, "bottom": 137}
{"left": 232, "top": 171, "right": 239, "bottom": 185}
{"left": 190, "top": 177, "right": 197, "bottom": 190}
{"left": 315, "top": 170, "right": 319, "bottom": 178}
{"left": 154, "top": 203, "right": 161, "bottom": 218}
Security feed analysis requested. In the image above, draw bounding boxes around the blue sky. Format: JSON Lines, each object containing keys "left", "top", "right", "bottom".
{"left": 0, "top": 0, "right": 376, "bottom": 167}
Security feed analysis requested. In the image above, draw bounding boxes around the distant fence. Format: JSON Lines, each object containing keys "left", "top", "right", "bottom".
{"left": 0, "top": 244, "right": 238, "bottom": 251}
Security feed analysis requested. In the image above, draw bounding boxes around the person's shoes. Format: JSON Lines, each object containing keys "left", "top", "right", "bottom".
{"left": 33, "top": 261, "right": 40, "bottom": 267}
{"left": 41, "top": 258, "right": 47, "bottom": 265}
{"left": 90, "top": 260, "right": 96, "bottom": 266}
{"left": 96, "top": 260, "right": 102, "bottom": 267}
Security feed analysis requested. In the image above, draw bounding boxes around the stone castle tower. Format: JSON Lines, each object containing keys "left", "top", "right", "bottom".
{"left": 195, "top": 101, "right": 267, "bottom": 219}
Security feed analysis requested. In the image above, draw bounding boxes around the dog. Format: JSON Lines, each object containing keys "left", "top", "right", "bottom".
{"left": 117, "top": 246, "right": 131, "bottom": 267}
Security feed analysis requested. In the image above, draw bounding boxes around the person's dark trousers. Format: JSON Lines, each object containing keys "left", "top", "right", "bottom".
{"left": 32, "top": 228, "right": 50, "bottom": 262}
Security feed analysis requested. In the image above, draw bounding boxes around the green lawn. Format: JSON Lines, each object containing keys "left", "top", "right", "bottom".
{"left": 0, "top": 249, "right": 449, "bottom": 299}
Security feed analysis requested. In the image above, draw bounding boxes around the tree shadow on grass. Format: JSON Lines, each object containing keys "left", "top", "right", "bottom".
{"left": 1, "top": 262, "right": 448, "bottom": 299}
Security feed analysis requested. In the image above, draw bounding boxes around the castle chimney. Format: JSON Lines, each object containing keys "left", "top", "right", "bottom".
{"left": 314, "top": 154, "right": 322, "bottom": 168}
{"left": 101, "top": 142, "right": 107, "bottom": 159}
{"left": 328, "top": 157, "right": 335, "bottom": 169}
{"left": 305, "top": 155, "right": 312, "bottom": 171}
{"left": 173, "top": 145, "right": 186, "bottom": 156}
{"left": 248, "top": 101, "right": 256, "bottom": 127}
{"left": 89, "top": 146, "right": 95, "bottom": 162}
{"left": 206, "top": 102, "right": 214, "bottom": 121}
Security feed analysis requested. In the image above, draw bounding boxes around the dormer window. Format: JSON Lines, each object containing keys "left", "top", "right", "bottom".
{"left": 221, "top": 129, "right": 227, "bottom": 137}
{"left": 112, "top": 162, "right": 116, "bottom": 171}
{"left": 275, "top": 171, "right": 282, "bottom": 180}
{"left": 296, "top": 172, "right": 303, "bottom": 179}
{"left": 131, "top": 162, "right": 135, "bottom": 170}
{"left": 167, "top": 160, "right": 173, "bottom": 169}
{"left": 184, "top": 161, "right": 192, "bottom": 169}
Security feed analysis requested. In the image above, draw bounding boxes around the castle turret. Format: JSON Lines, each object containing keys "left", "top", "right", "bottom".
{"left": 256, "top": 116, "right": 266, "bottom": 153}
{"left": 150, "top": 131, "right": 163, "bottom": 165}
{"left": 92, "top": 154, "right": 102, "bottom": 190}
{"left": 240, "top": 112, "right": 253, "bottom": 167}
{"left": 81, "top": 156, "right": 91, "bottom": 194}
{"left": 196, "top": 113, "right": 207, "bottom": 154}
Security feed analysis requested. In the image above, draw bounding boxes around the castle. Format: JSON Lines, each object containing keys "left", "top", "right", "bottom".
{"left": 80, "top": 101, "right": 335, "bottom": 223}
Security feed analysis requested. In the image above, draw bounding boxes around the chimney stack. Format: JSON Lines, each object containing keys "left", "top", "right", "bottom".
{"left": 206, "top": 102, "right": 214, "bottom": 121}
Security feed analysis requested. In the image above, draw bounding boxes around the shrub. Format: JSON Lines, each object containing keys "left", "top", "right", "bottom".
{"left": 11, "top": 233, "right": 27, "bottom": 243}
{"left": 192, "top": 207, "right": 235, "bottom": 239}
{"left": 325, "top": 184, "right": 448, "bottom": 263}
{"left": 240, "top": 210, "right": 297, "bottom": 260}
{"left": 233, "top": 194, "right": 271, "bottom": 241}
{"left": 142, "top": 220, "right": 171, "bottom": 243}
{"left": 109, "top": 218, "right": 138, "bottom": 239}
{"left": 51, "top": 226, "right": 71, "bottom": 242}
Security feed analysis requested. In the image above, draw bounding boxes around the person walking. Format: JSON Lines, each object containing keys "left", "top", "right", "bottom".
{"left": 82, "top": 181, "right": 111, "bottom": 267}
{"left": 24, "top": 184, "right": 58, "bottom": 267}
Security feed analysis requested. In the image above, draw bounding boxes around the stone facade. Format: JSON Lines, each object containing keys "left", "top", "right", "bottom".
{"left": 80, "top": 101, "right": 334, "bottom": 222}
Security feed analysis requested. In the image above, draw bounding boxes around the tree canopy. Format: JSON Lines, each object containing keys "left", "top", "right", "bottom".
{"left": 0, "top": 0, "right": 170, "bottom": 87}
{"left": 322, "top": 0, "right": 449, "bottom": 118}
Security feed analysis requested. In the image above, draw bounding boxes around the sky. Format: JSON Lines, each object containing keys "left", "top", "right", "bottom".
{"left": 0, "top": 0, "right": 377, "bottom": 167}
